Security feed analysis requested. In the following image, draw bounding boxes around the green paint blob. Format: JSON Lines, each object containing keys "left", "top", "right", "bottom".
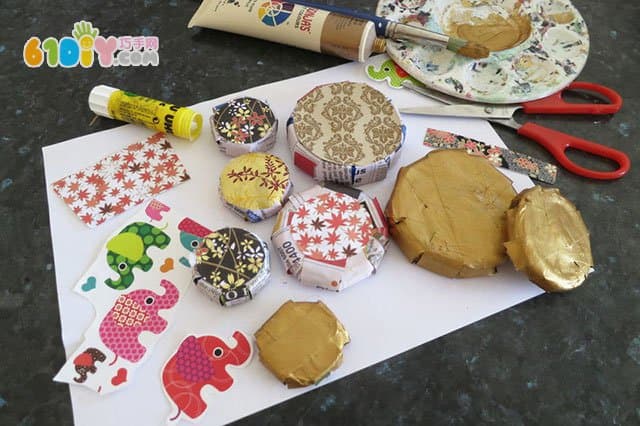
{"left": 155, "top": 234, "right": 166, "bottom": 245}
{"left": 143, "top": 235, "right": 154, "bottom": 245}
{"left": 151, "top": 226, "right": 161, "bottom": 235}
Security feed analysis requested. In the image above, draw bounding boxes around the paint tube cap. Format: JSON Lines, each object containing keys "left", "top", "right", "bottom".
{"left": 88, "top": 85, "right": 118, "bottom": 118}
{"left": 219, "top": 153, "right": 293, "bottom": 223}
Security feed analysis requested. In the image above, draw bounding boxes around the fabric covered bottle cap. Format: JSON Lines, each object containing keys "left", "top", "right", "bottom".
{"left": 271, "top": 184, "right": 388, "bottom": 291}
{"left": 287, "top": 81, "right": 405, "bottom": 186}
{"left": 193, "top": 227, "right": 270, "bottom": 306}
{"left": 211, "top": 97, "right": 277, "bottom": 157}
{"left": 219, "top": 152, "right": 293, "bottom": 223}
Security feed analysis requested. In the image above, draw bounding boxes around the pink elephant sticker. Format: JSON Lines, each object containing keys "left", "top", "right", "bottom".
{"left": 99, "top": 279, "right": 179, "bottom": 364}
{"left": 162, "top": 331, "right": 253, "bottom": 422}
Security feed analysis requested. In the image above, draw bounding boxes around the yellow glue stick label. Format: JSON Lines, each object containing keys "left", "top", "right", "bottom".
{"left": 107, "top": 90, "right": 202, "bottom": 141}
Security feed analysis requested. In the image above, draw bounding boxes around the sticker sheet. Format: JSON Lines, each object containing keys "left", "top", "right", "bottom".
{"left": 51, "top": 133, "right": 190, "bottom": 228}
{"left": 54, "top": 199, "right": 213, "bottom": 394}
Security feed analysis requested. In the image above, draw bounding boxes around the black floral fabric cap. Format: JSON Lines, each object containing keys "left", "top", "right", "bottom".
{"left": 193, "top": 227, "right": 270, "bottom": 306}
{"left": 212, "top": 97, "right": 276, "bottom": 145}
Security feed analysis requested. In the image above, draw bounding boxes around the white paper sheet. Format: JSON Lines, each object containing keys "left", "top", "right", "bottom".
{"left": 43, "top": 59, "right": 544, "bottom": 426}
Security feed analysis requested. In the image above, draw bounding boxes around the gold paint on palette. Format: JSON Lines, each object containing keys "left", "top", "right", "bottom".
{"left": 549, "top": 11, "right": 575, "bottom": 24}
{"left": 445, "top": 3, "right": 532, "bottom": 52}
{"left": 505, "top": 186, "right": 593, "bottom": 292}
{"left": 456, "top": 41, "right": 491, "bottom": 59}
{"left": 385, "top": 150, "right": 516, "bottom": 278}
{"left": 255, "top": 300, "right": 350, "bottom": 388}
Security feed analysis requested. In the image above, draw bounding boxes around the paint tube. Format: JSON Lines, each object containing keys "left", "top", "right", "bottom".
{"left": 188, "top": 0, "right": 385, "bottom": 62}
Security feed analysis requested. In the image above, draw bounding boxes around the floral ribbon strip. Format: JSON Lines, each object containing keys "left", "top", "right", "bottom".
{"left": 423, "top": 128, "right": 558, "bottom": 184}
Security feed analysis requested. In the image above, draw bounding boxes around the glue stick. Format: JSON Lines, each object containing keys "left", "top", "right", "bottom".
{"left": 88, "top": 85, "right": 203, "bottom": 141}
{"left": 188, "top": 0, "right": 386, "bottom": 62}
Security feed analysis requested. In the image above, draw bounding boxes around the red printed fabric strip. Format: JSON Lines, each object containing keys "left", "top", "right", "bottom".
{"left": 51, "top": 133, "right": 190, "bottom": 228}
{"left": 423, "top": 128, "right": 558, "bottom": 184}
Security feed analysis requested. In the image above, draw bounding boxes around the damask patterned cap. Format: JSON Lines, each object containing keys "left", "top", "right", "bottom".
{"left": 287, "top": 81, "right": 405, "bottom": 186}
{"left": 211, "top": 97, "right": 278, "bottom": 157}
{"left": 385, "top": 149, "right": 516, "bottom": 278}
{"left": 505, "top": 186, "right": 593, "bottom": 292}
{"left": 219, "top": 152, "right": 293, "bottom": 223}
{"left": 193, "top": 227, "right": 270, "bottom": 306}
{"left": 271, "top": 184, "right": 389, "bottom": 291}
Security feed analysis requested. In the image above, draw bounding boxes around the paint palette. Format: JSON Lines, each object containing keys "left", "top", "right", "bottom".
{"left": 376, "top": 0, "right": 589, "bottom": 103}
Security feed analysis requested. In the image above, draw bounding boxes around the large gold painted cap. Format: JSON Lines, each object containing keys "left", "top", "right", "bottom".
{"left": 255, "top": 300, "right": 350, "bottom": 388}
{"left": 385, "top": 149, "right": 516, "bottom": 278}
{"left": 505, "top": 186, "right": 593, "bottom": 292}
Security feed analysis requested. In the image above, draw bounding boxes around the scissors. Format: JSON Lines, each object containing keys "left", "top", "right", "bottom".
{"left": 400, "top": 81, "right": 630, "bottom": 180}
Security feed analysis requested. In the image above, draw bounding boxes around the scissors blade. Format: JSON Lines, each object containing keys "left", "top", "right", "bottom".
{"left": 400, "top": 81, "right": 520, "bottom": 119}
{"left": 400, "top": 105, "right": 515, "bottom": 119}
{"left": 401, "top": 81, "right": 461, "bottom": 105}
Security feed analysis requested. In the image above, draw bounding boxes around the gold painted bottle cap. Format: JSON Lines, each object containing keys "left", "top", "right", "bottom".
{"left": 505, "top": 186, "right": 593, "bottom": 292}
{"left": 255, "top": 300, "right": 350, "bottom": 388}
{"left": 219, "top": 152, "right": 293, "bottom": 222}
{"left": 385, "top": 149, "right": 516, "bottom": 278}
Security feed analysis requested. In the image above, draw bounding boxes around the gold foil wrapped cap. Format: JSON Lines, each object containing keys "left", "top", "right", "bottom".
{"left": 254, "top": 300, "right": 350, "bottom": 388}
{"left": 385, "top": 149, "right": 516, "bottom": 278}
{"left": 505, "top": 186, "right": 593, "bottom": 292}
{"left": 219, "top": 152, "right": 292, "bottom": 222}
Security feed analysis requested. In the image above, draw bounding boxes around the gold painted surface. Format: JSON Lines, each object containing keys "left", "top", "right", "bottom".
{"left": 292, "top": 82, "right": 403, "bottom": 166}
{"left": 549, "top": 11, "right": 575, "bottom": 24}
{"left": 220, "top": 153, "right": 290, "bottom": 210}
{"left": 456, "top": 41, "right": 490, "bottom": 59}
{"left": 505, "top": 186, "right": 593, "bottom": 292}
{"left": 385, "top": 150, "right": 516, "bottom": 278}
{"left": 446, "top": 8, "right": 531, "bottom": 52}
{"left": 255, "top": 300, "right": 350, "bottom": 388}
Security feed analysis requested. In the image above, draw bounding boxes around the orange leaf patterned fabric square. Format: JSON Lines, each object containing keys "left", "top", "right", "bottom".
{"left": 52, "top": 133, "right": 190, "bottom": 227}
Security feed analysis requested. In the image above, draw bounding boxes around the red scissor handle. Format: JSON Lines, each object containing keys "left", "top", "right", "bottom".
{"left": 518, "top": 122, "right": 630, "bottom": 180}
{"left": 521, "top": 82, "right": 623, "bottom": 115}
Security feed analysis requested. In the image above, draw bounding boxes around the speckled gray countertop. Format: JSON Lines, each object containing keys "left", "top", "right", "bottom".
{"left": 1, "top": 0, "right": 639, "bottom": 424}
